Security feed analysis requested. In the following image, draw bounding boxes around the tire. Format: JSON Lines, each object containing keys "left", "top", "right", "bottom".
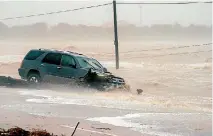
{"left": 27, "top": 73, "right": 41, "bottom": 84}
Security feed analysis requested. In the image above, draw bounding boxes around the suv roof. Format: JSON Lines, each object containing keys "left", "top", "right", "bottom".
{"left": 37, "top": 48, "right": 86, "bottom": 57}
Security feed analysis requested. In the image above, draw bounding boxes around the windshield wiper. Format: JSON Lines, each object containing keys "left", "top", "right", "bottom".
{"left": 91, "top": 62, "right": 102, "bottom": 69}
{"left": 83, "top": 59, "right": 96, "bottom": 69}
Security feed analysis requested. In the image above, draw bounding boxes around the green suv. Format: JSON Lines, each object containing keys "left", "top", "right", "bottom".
{"left": 18, "top": 49, "right": 127, "bottom": 91}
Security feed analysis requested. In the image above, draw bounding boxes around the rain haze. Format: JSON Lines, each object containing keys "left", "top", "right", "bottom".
{"left": 0, "top": 1, "right": 212, "bottom": 26}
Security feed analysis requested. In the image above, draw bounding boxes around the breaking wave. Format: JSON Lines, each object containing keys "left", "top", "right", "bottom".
{"left": 18, "top": 90, "right": 212, "bottom": 113}
{"left": 100, "top": 61, "right": 212, "bottom": 70}
{"left": 0, "top": 55, "right": 23, "bottom": 63}
{"left": 0, "top": 55, "right": 210, "bottom": 70}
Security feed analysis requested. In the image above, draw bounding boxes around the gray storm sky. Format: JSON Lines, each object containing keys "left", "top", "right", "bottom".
{"left": 0, "top": 0, "right": 212, "bottom": 26}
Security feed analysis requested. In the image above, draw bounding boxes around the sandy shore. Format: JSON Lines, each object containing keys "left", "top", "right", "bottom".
{"left": 0, "top": 108, "right": 143, "bottom": 136}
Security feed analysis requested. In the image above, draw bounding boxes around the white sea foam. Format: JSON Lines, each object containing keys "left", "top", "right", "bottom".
{"left": 87, "top": 113, "right": 211, "bottom": 136}
{"left": 19, "top": 90, "right": 52, "bottom": 98}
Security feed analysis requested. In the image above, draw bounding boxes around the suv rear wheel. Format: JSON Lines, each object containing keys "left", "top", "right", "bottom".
{"left": 27, "top": 73, "right": 41, "bottom": 83}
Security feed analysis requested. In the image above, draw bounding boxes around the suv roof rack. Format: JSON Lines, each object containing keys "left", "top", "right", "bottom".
{"left": 38, "top": 48, "right": 84, "bottom": 56}
{"left": 38, "top": 48, "right": 55, "bottom": 51}
{"left": 65, "top": 51, "right": 84, "bottom": 55}
{"left": 39, "top": 48, "right": 64, "bottom": 52}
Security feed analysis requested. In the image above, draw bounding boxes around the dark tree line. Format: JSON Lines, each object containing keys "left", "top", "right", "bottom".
{"left": 0, "top": 22, "right": 211, "bottom": 40}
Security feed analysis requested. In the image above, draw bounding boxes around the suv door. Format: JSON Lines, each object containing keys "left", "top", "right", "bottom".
{"left": 59, "top": 54, "right": 79, "bottom": 79}
{"left": 40, "top": 52, "right": 62, "bottom": 78}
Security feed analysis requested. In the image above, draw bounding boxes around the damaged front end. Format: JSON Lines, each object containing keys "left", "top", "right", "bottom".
{"left": 82, "top": 69, "right": 130, "bottom": 91}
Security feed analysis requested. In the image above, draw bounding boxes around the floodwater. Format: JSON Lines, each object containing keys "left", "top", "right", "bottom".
{"left": 0, "top": 42, "right": 212, "bottom": 136}
{"left": 0, "top": 87, "right": 211, "bottom": 136}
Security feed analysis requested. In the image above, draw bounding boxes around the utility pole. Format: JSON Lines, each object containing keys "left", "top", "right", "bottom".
{"left": 139, "top": 5, "right": 142, "bottom": 26}
{"left": 113, "top": 0, "right": 119, "bottom": 69}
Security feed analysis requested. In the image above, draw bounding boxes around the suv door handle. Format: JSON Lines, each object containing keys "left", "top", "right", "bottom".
{"left": 57, "top": 66, "right": 62, "bottom": 69}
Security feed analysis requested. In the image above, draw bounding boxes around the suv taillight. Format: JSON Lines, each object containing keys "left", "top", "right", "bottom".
{"left": 20, "top": 60, "right": 24, "bottom": 68}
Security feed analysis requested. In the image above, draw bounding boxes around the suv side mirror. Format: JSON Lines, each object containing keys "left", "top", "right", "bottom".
{"left": 103, "top": 67, "right": 107, "bottom": 72}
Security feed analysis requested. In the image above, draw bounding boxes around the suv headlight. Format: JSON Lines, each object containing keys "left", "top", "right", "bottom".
{"left": 112, "top": 78, "right": 125, "bottom": 84}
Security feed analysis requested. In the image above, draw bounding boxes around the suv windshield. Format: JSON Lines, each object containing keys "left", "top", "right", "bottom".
{"left": 89, "top": 58, "right": 103, "bottom": 69}
{"left": 76, "top": 56, "right": 103, "bottom": 70}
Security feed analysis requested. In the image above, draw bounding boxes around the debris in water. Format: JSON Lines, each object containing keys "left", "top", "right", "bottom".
{"left": 91, "top": 126, "right": 111, "bottom": 130}
{"left": 137, "top": 89, "right": 143, "bottom": 95}
{"left": 71, "top": 122, "right": 80, "bottom": 136}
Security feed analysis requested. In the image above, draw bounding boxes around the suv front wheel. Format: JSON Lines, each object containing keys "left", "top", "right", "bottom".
{"left": 27, "top": 73, "right": 41, "bottom": 84}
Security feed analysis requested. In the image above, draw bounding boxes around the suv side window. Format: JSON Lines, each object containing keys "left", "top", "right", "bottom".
{"left": 61, "top": 54, "right": 76, "bottom": 67}
{"left": 42, "top": 53, "right": 62, "bottom": 65}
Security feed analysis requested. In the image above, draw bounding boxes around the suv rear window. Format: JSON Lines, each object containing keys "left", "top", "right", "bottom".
{"left": 25, "top": 50, "right": 45, "bottom": 60}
